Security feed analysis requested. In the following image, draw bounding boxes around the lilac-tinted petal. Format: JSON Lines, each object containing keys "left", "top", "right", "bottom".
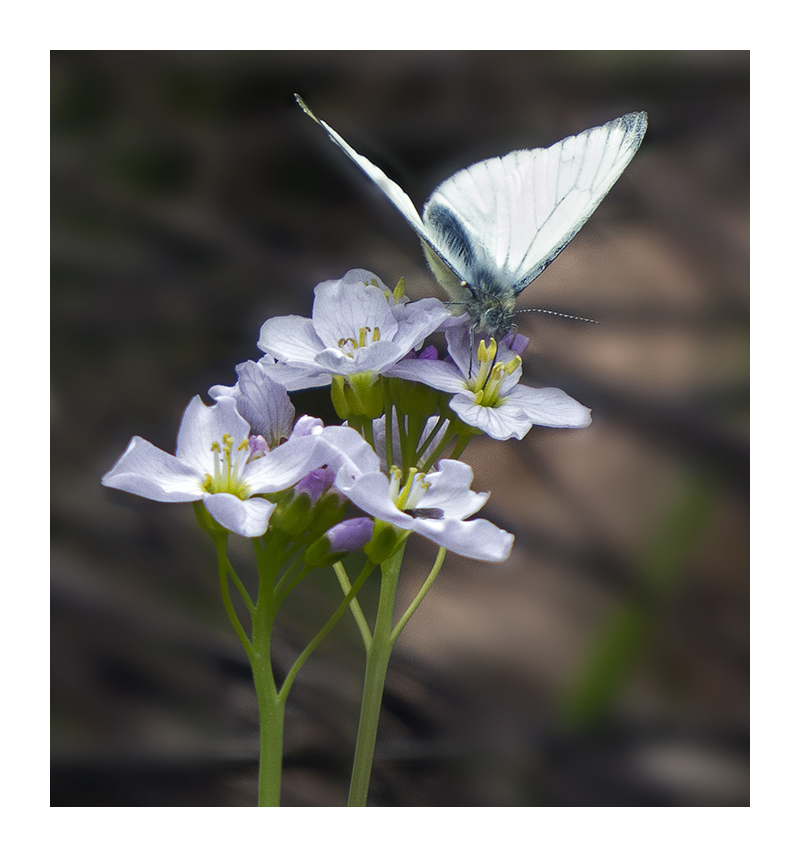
{"left": 261, "top": 364, "right": 333, "bottom": 391}
{"left": 312, "top": 273, "right": 399, "bottom": 348}
{"left": 412, "top": 517, "right": 513, "bottom": 562}
{"left": 501, "top": 331, "right": 529, "bottom": 356}
{"left": 101, "top": 436, "right": 205, "bottom": 502}
{"left": 244, "top": 434, "right": 320, "bottom": 494}
{"left": 421, "top": 460, "right": 489, "bottom": 518}
{"left": 450, "top": 393, "right": 533, "bottom": 440}
{"left": 384, "top": 357, "right": 466, "bottom": 393}
{"left": 389, "top": 298, "right": 453, "bottom": 354}
{"left": 294, "top": 467, "right": 336, "bottom": 503}
{"left": 504, "top": 385, "right": 592, "bottom": 428}
{"left": 175, "top": 396, "right": 250, "bottom": 473}
{"left": 258, "top": 315, "right": 324, "bottom": 363}
{"left": 203, "top": 493, "right": 276, "bottom": 537}
{"left": 210, "top": 361, "right": 294, "bottom": 446}
{"left": 445, "top": 324, "right": 475, "bottom": 378}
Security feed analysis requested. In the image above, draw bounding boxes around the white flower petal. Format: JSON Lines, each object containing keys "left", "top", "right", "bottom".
{"left": 412, "top": 517, "right": 513, "bottom": 562}
{"left": 101, "top": 436, "right": 205, "bottom": 502}
{"left": 258, "top": 315, "right": 324, "bottom": 363}
{"left": 505, "top": 385, "right": 592, "bottom": 428}
{"left": 450, "top": 393, "right": 532, "bottom": 440}
{"left": 315, "top": 425, "right": 382, "bottom": 476}
{"left": 384, "top": 357, "right": 466, "bottom": 393}
{"left": 421, "top": 460, "right": 489, "bottom": 518}
{"left": 203, "top": 493, "right": 276, "bottom": 537}
{"left": 388, "top": 298, "right": 454, "bottom": 354}
{"left": 244, "top": 434, "right": 320, "bottom": 494}
{"left": 175, "top": 396, "right": 251, "bottom": 472}
{"left": 256, "top": 356, "right": 333, "bottom": 391}
{"left": 334, "top": 469, "right": 412, "bottom": 527}
{"left": 312, "top": 340, "right": 404, "bottom": 375}
{"left": 312, "top": 272, "right": 398, "bottom": 348}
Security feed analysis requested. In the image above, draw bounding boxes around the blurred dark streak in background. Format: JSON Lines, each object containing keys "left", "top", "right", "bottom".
{"left": 51, "top": 50, "right": 749, "bottom": 806}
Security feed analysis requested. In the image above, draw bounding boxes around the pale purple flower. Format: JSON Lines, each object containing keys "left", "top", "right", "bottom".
{"left": 256, "top": 269, "right": 452, "bottom": 390}
{"left": 385, "top": 324, "right": 592, "bottom": 441}
{"left": 101, "top": 396, "right": 325, "bottom": 537}
{"left": 334, "top": 457, "right": 513, "bottom": 562}
{"left": 102, "top": 393, "right": 372, "bottom": 537}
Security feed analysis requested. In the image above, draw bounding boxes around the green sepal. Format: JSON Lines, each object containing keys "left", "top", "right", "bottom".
{"left": 331, "top": 375, "right": 349, "bottom": 420}
{"left": 270, "top": 490, "right": 312, "bottom": 537}
{"left": 307, "top": 492, "right": 347, "bottom": 539}
{"left": 303, "top": 534, "right": 350, "bottom": 568}
{"left": 364, "top": 520, "right": 409, "bottom": 564}
{"left": 347, "top": 372, "right": 384, "bottom": 419}
{"left": 193, "top": 500, "right": 229, "bottom": 536}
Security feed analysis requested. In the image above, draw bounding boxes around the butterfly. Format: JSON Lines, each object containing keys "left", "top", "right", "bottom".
{"left": 296, "top": 95, "right": 647, "bottom": 340}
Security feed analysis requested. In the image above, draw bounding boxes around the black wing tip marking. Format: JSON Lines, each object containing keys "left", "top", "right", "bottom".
{"left": 616, "top": 111, "right": 648, "bottom": 145}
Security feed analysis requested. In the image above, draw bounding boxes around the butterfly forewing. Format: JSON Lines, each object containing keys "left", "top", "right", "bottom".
{"left": 423, "top": 112, "right": 647, "bottom": 295}
{"left": 297, "top": 95, "right": 646, "bottom": 336}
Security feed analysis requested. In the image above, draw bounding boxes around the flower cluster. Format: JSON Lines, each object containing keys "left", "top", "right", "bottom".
{"left": 103, "top": 269, "right": 592, "bottom": 563}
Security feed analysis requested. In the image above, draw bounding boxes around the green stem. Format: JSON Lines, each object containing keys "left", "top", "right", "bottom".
{"left": 279, "top": 560, "right": 375, "bottom": 703}
{"left": 347, "top": 545, "right": 405, "bottom": 807}
{"left": 333, "top": 561, "right": 373, "bottom": 651}
{"left": 219, "top": 545, "right": 255, "bottom": 615}
{"left": 390, "top": 546, "right": 446, "bottom": 645}
{"left": 250, "top": 542, "right": 284, "bottom": 807}
{"left": 213, "top": 534, "right": 254, "bottom": 659}
{"left": 450, "top": 432, "right": 474, "bottom": 460}
{"left": 251, "top": 598, "right": 284, "bottom": 807}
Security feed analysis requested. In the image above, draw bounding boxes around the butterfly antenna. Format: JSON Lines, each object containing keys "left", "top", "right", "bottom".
{"left": 515, "top": 308, "right": 600, "bottom": 325}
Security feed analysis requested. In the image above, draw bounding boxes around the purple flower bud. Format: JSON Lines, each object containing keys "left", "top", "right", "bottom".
{"left": 248, "top": 435, "right": 269, "bottom": 457}
{"left": 326, "top": 517, "right": 373, "bottom": 553}
{"left": 294, "top": 466, "right": 336, "bottom": 504}
{"left": 291, "top": 415, "right": 324, "bottom": 438}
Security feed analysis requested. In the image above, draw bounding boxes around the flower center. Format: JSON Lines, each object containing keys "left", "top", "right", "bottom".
{"left": 202, "top": 433, "right": 253, "bottom": 500}
{"left": 387, "top": 467, "right": 442, "bottom": 518}
{"left": 337, "top": 326, "right": 381, "bottom": 359}
{"left": 467, "top": 338, "right": 521, "bottom": 408}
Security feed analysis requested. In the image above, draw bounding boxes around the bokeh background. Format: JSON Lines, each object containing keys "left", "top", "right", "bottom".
{"left": 51, "top": 50, "right": 749, "bottom": 807}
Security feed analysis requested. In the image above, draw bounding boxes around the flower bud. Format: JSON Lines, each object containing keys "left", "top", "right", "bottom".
{"left": 304, "top": 517, "right": 374, "bottom": 567}
{"left": 269, "top": 490, "right": 312, "bottom": 536}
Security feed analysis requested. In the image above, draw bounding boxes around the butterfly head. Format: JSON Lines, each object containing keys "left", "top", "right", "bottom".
{"left": 465, "top": 284, "right": 517, "bottom": 340}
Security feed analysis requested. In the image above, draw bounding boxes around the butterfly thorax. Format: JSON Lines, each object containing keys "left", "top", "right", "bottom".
{"left": 466, "top": 283, "right": 517, "bottom": 340}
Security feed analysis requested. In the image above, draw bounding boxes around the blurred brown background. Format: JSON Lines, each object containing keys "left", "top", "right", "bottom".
{"left": 51, "top": 50, "right": 749, "bottom": 807}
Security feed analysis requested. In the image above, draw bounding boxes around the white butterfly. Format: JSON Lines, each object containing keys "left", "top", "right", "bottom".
{"left": 296, "top": 96, "right": 647, "bottom": 340}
